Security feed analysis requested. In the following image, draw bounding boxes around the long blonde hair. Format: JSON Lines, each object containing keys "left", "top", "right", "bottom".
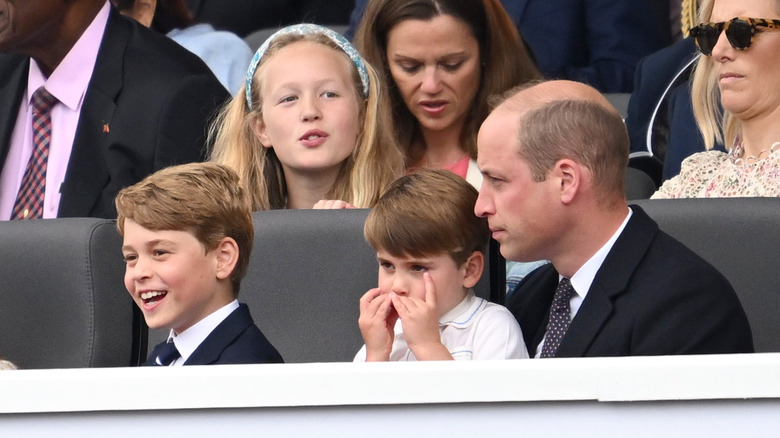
{"left": 689, "top": 0, "right": 780, "bottom": 150}
{"left": 208, "top": 32, "right": 403, "bottom": 210}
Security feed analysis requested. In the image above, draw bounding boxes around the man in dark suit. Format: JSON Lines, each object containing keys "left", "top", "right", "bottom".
{"left": 474, "top": 80, "right": 753, "bottom": 358}
{"left": 0, "top": 0, "right": 229, "bottom": 219}
{"left": 346, "top": 0, "right": 669, "bottom": 93}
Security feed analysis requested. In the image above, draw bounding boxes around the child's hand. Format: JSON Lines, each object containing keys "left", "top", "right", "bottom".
{"left": 392, "top": 272, "right": 453, "bottom": 360}
{"left": 358, "top": 287, "right": 397, "bottom": 361}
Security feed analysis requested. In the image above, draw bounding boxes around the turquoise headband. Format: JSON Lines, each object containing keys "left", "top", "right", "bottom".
{"left": 245, "top": 23, "right": 370, "bottom": 110}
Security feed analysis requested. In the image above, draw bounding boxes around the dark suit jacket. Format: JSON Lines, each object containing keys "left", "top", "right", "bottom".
{"left": 346, "top": 0, "right": 667, "bottom": 93}
{"left": 626, "top": 37, "right": 725, "bottom": 181}
{"left": 186, "top": 0, "right": 353, "bottom": 37}
{"left": 507, "top": 206, "right": 753, "bottom": 358}
{"left": 145, "top": 303, "right": 284, "bottom": 366}
{"left": 0, "top": 9, "right": 229, "bottom": 218}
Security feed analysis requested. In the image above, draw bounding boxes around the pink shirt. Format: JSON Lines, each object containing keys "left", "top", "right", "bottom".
{"left": 445, "top": 155, "right": 470, "bottom": 179}
{"left": 0, "top": 1, "right": 110, "bottom": 219}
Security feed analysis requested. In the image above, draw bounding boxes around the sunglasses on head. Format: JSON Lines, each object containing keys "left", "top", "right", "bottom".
{"left": 690, "top": 17, "right": 780, "bottom": 56}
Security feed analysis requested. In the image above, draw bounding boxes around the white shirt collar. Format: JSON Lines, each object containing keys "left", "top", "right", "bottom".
{"left": 568, "top": 208, "right": 633, "bottom": 307}
{"left": 439, "top": 290, "right": 481, "bottom": 327}
{"left": 167, "top": 300, "right": 240, "bottom": 365}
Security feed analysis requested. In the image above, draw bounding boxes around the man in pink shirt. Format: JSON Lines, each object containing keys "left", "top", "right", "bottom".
{"left": 0, "top": 0, "right": 228, "bottom": 219}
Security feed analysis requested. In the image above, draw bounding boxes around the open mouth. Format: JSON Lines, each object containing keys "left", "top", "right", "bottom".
{"left": 140, "top": 291, "right": 167, "bottom": 305}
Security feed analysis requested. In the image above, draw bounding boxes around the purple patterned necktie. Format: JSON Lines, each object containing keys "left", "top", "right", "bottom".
{"left": 12, "top": 87, "right": 58, "bottom": 220}
{"left": 540, "top": 277, "right": 575, "bottom": 358}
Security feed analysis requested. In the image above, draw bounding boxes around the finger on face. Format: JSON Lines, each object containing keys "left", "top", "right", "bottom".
{"left": 360, "top": 287, "right": 382, "bottom": 310}
{"left": 390, "top": 293, "right": 409, "bottom": 317}
{"left": 423, "top": 272, "right": 436, "bottom": 305}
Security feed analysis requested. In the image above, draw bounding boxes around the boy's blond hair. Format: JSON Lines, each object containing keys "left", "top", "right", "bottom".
{"left": 365, "top": 169, "right": 489, "bottom": 266}
{"left": 115, "top": 162, "right": 253, "bottom": 295}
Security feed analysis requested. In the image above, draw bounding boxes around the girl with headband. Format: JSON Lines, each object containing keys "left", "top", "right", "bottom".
{"left": 209, "top": 24, "right": 403, "bottom": 210}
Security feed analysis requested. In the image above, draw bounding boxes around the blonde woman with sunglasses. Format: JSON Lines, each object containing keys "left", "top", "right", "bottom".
{"left": 653, "top": 0, "right": 780, "bottom": 197}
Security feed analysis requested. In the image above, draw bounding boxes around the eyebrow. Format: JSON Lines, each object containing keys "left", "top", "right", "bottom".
{"left": 391, "top": 51, "right": 471, "bottom": 62}
{"left": 121, "top": 239, "right": 173, "bottom": 252}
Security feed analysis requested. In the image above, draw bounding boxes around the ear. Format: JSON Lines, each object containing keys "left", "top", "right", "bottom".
{"left": 213, "top": 237, "right": 240, "bottom": 281}
{"left": 461, "top": 251, "right": 485, "bottom": 289}
{"left": 249, "top": 115, "right": 273, "bottom": 149}
{"left": 554, "top": 158, "right": 582, "bottom": 205}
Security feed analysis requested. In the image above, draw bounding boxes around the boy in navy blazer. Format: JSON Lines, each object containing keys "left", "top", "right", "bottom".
{"left": 116, "top": 162, "right": 283, "bottom": 366}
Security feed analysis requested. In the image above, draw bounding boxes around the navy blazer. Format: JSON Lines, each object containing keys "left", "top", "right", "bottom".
{"left": 626, "top": 37, "right": 725, "bottom": 181}
{"left": 0, "top": 9, "right": 229, "bottom": 218}
{"left": 145, "top": 303, "right": 284, "bottom": 366}
{"left": 346, "top": 0, "right": 667, "bottom": 93}
{"left": 507, "top": 206, "right": 753, "bottom": 358}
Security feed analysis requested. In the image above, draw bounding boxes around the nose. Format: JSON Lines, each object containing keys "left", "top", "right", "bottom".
{"left": 474, "top": 186, "right": 494, "bottom": 218}
{"left": 710, "top": 29, "right": 734, "bottom": 61}
{"left": 420, "top": 66, "right": 442, "bottom": 94}
{"left": 390, "top": 273, "right": 410, "bottom": 296}
{"left": 127, "top": 256, "right": 151, "bottom": 283}
{"left": 300, "top": 94, "right": 322, "bottom": 122}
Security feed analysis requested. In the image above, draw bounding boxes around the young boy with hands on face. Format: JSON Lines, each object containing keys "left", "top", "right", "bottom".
{"left": 354, "top": 169, "right": 528, "bottom": 361}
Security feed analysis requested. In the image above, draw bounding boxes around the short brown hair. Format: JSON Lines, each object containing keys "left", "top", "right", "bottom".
{"left": 364, "top": 169, "right": 489, "bottom": 265}
{"left": 516, "top": 99, "right": 628, "bottom": 203}
{"left": 115, "top": 162, "right": 254, "bottom": 295}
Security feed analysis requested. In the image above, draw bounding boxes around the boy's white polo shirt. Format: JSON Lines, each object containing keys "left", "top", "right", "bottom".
{"left": 354, "top": 291, "right": 528, "bottom": 361}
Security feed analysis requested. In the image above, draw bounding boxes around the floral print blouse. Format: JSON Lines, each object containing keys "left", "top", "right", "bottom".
{"left": 652, "top": 148, "right": 780, "bottom": 198}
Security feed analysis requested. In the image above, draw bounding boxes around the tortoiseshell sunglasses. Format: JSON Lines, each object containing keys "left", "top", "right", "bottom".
{"left": 690, "top": 17, "right": 780, "bottom": 55}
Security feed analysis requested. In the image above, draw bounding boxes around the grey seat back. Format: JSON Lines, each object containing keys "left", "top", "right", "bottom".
{"left": 0, "top": 218, "right": 140, "bottom": 369}
{"left": 247, "top": 209, "right": 497, "bottom": 363}
{"left": 633, "top": 198, "right": 780, "bottom": 352}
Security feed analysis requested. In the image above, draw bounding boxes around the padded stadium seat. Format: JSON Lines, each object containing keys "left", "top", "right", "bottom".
{"left": 0, "top": 218, "right": 142, "bottom": 369}
{"left": 604, "top": 92, "right": 631, "bottom": 119}
{"left": 148, "top": 209, "right": 503, "bottom": 363}
{"left": 632, "top": 197, "right": 780, "bottom": 353}
{"left": 624, "top": 166, "right": 657, "bottom": 200}
{"left": 248, "top": 209, "right": 501, "bottom": 363}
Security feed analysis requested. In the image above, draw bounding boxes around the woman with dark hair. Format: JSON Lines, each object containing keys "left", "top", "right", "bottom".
{"left": 354, "top": 0, "right": 539, "bottom": 188}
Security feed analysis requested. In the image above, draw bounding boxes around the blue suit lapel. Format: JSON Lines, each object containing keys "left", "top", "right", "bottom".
{"left": 185, "top": 304, "right": 251, "bottom": 365}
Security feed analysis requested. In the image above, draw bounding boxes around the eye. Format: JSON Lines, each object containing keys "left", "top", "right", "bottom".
{"left": 442, "top": 61, "right": 463, "bottom": 72}
{"left": 411, "top": 264, "right": 428, "bottom": 273}
{"left": 485, "top": 174, "right": 504, "bottom": 186}
{"left": 122, "top": 253, "right": 137, "bottom": 264}
{"left": 379, "top": 261, "right": 394, "bottom": 271}
{"left": 321, "top": 91, "right": 339, "bottom": 99}
{"left": 152, "top": 249, "right": 169, "bottom": 257}
{"left": 398, "top": 62, "right": 421, "bottom": 73}
{"left": 278, "top": 95, "right": 298, "bottom": 104}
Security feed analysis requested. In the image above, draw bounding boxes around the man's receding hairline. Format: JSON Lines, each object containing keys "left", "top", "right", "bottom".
{"left": 497, "top": 82, "right": 619, "bottom": 117}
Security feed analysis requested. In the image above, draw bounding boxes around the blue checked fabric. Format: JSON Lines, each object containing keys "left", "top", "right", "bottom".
{"left": 540, "top": 278, "right": 576, "bottom": 358}
{"left": 12, "top": 87, "right": 58, "bottom": 220}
